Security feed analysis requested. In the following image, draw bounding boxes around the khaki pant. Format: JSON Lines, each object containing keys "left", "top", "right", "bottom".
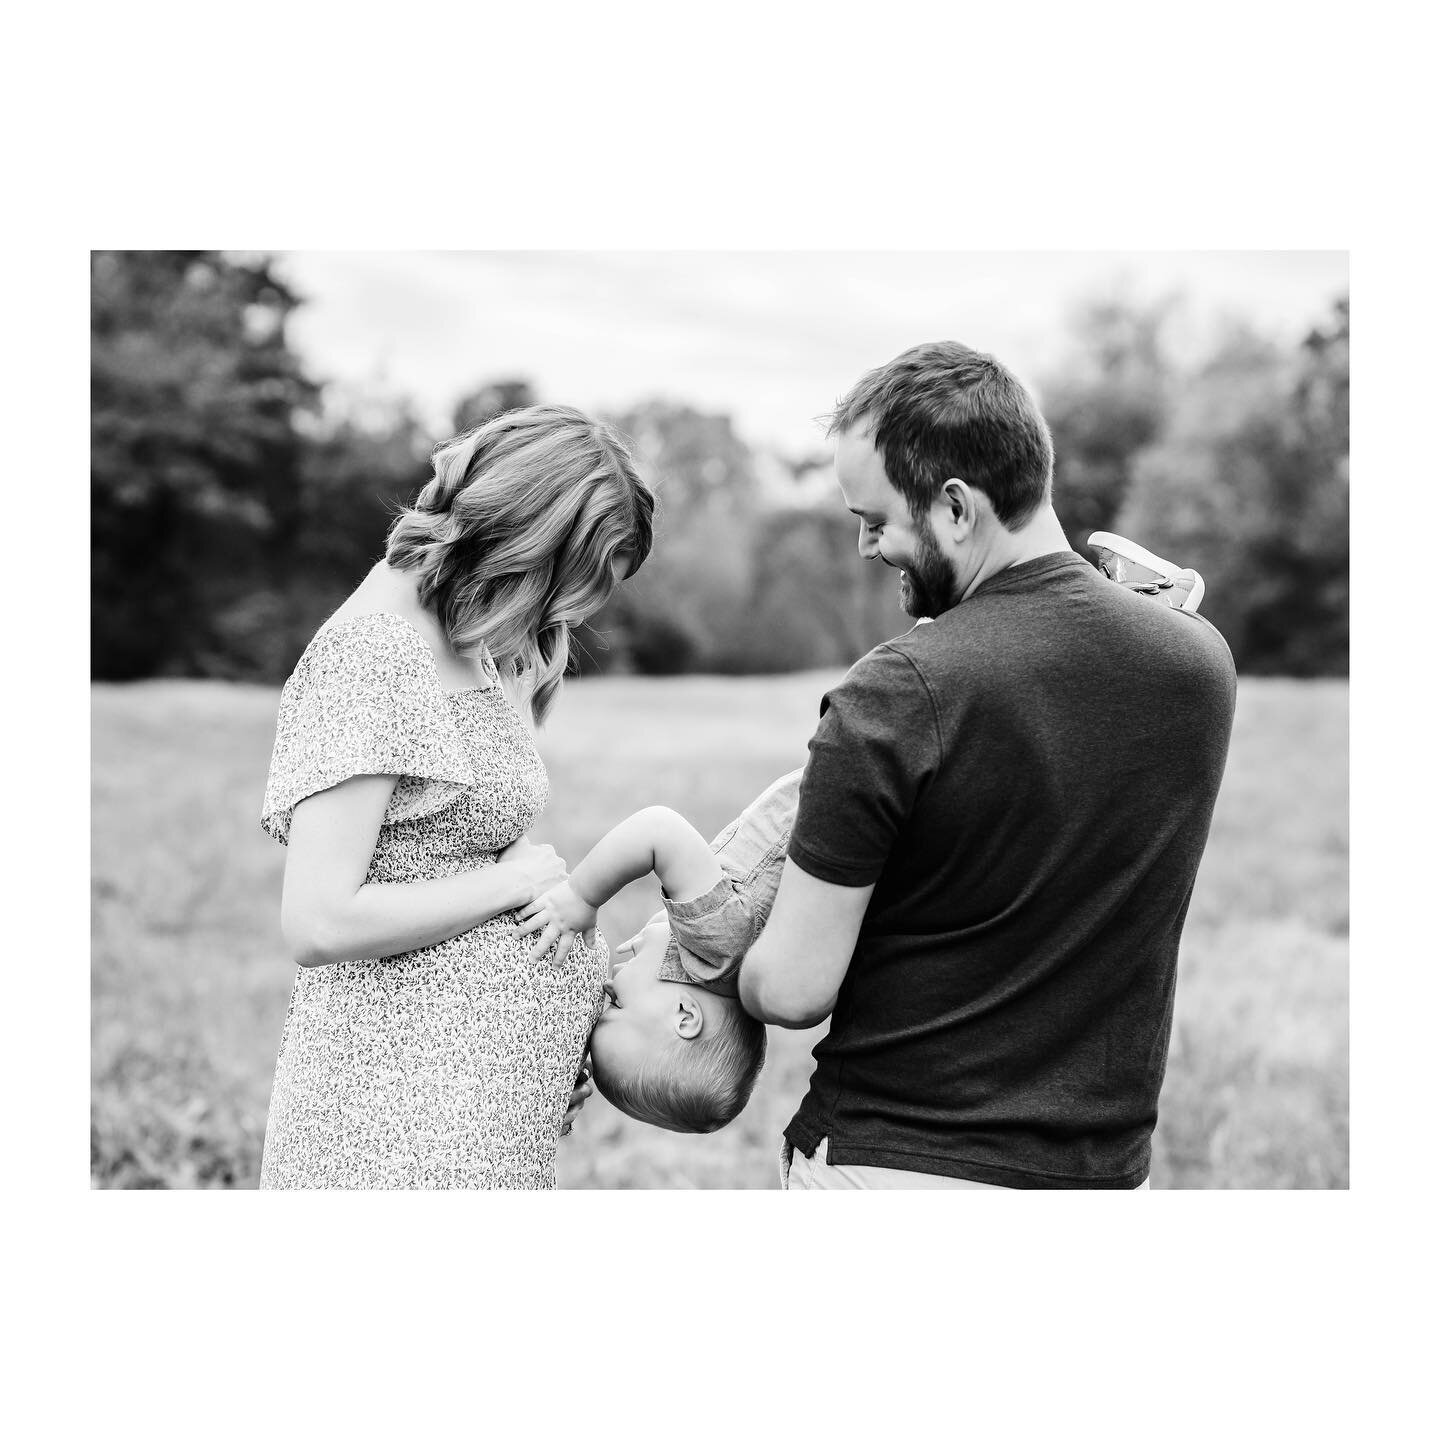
{"left": 782, "top": 1136, "right": 1151, "bottom": 1190}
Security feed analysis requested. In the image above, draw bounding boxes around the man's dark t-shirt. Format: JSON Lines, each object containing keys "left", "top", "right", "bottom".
{"left": 784, "top": 551, "right": 1237, "bottom": 1188}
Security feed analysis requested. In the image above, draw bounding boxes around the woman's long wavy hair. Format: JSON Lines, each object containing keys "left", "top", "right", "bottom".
{"left": 385, "top": 405, "right": 654, "bottom": 725}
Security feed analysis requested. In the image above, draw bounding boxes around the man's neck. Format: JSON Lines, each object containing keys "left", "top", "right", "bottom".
{"left": 960, "top": 505, "right": 1073, "bottom": 601}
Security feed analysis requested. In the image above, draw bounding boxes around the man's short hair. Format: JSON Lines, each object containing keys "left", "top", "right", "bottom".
{"left": 827, "top": 340, "right": 1055, "bottom": 529}
{"left": 595, "top": 996, "right": 767, "bottom": 1134}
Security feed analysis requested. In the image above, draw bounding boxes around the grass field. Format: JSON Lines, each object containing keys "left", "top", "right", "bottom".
{"left": 91, "top": 673, "right": 1349, "bottom": 1189}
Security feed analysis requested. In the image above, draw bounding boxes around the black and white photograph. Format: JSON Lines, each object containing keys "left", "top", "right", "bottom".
{"left": 90, "top": 250, "right": 1349, "bottom": 1192}
{"left": 29, "top": 0, "right": 1436, "bottom": 1427}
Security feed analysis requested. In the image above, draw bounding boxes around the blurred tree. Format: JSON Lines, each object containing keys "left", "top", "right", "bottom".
{"left": 574, "top": 402, "right": 911, "bottom": 677}
{"left": 1116, "top": 297, "right": 1349, "bottom": 674}
{"left": 1258, "top": 296, "right": 1349, "bottom": 673}
{"left": 265, "top": 397, "right": 435, "bottom": 675}
{"left": 616, "top": 400, "right": 758, "bottom": 508}
{"left": 580, "top": 402, "right": 759, "bottom": 674}
{"left": 576, "top": 588, "right": 698, "bottom": 676}
{"left": 91, "top": 258, "right": 1348, "bottom": 686}
{"left": 452, "top": 378, "right": 537, "bottom": 432}
{"left": 91, "top": 250, "right": 318, "bottom": 678}
{"left": 1043, "top": 294, "right": 1175, "bottom": 552}
{"left": 297, "top": 400, "right": 431, "bottom": 577}
{"left": 721, "top": 509, "right": 909, "bottom": 672}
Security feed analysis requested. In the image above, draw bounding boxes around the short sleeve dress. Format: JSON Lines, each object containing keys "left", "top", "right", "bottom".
{"left": 257, "top": 612, "right": 607, "bottom": 1189}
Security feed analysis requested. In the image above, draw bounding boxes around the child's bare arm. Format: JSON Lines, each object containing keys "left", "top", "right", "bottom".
{"left": 574, "top": 806, "right": 722, "bottom": 907}
{"left": 516, "top": 807, "right": 722, "bottom": 966}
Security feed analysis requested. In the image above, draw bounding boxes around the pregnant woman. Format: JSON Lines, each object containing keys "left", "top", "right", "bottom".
{"left": 258, "top": 405, "right": 653, "bottom": 1188}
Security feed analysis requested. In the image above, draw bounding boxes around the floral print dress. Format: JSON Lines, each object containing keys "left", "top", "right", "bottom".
{"left": 258, "top": 613, "right": 606, "bottom": 1189}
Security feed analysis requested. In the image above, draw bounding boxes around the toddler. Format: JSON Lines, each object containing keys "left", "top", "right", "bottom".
{"left": 521, "top": 768, "right": 797, "bottom": 1133}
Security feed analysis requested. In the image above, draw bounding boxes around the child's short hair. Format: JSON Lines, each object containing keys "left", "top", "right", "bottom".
{"left": 596, "top": 995, "right": 767, "bottom": 1134}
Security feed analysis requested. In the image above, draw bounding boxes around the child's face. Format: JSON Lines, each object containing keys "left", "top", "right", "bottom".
{"left": 589, "top": 915, "right": 708, "bottom": 1085}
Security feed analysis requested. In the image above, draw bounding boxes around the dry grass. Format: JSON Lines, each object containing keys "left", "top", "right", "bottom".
{"left": 90, "top": 674, "right": 1348, "bottom": 1189}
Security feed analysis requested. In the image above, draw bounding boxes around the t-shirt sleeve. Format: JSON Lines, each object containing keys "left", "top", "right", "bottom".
{"left": 787, "top": 645, "right": 941, "bottom": 886}
{"left": 260, "top": 616, "right": 476, "bottom": 844}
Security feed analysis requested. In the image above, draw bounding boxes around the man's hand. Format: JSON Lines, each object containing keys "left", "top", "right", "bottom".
{"left": 561, "top": 1058, "right": 593, "bottom": 1138}
{"left": 516, "top": 880, "right": 600, "bottom": 967}
{"left": 614, "top": 910, "right": 667, "bottom": 963}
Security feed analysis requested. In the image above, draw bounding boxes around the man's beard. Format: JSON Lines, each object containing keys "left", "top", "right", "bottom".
{"left": 897, "top": 520, "right": 959, "bottom": 619}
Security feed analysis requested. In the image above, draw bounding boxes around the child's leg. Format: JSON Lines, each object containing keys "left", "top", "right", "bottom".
{"left": 708, "top": 767, "right": 804, "bottom": 923}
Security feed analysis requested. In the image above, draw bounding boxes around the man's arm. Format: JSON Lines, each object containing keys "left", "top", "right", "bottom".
{"left": 739, "top": 646, "right": 937, "bottom": 1025}
{"left": 737, "top": 858, "right": 874, "bottom": 1028}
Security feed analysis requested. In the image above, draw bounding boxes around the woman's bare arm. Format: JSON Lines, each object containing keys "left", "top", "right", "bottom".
{"left": 281, "top": 774, "right": 566, "bottom": 967}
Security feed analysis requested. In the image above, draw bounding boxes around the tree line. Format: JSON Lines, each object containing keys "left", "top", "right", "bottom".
{"left": 91, "top": 251, "right": 1348, "bottom": 684}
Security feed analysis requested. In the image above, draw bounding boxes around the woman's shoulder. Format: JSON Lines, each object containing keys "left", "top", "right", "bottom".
{"left": 263, "top": 610, "right": 478, "bottom": 843}
{"left": 311, "top": 607, "right": 433, "bottom": 654}
{"left": 292, "top": 610, "right": 439, "bottom": 690}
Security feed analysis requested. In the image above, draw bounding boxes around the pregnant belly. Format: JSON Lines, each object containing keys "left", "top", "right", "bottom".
{"left": 300, "top": 917, "right": 607, "bottom": 1051}
{"left": 267, "top": 926, "right": 608, "bottom": 1187}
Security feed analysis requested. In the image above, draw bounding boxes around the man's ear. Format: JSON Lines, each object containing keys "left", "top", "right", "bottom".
{"left": 936, "top": 478, "right": 982, "bottom": 543}
{"left": 674, "top": 995, "right": 705, "bottom": 1041}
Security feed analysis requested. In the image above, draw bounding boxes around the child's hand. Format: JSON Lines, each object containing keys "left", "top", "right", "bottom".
{"left": 561, "top": 1058, "right": 592, "bottom": 1138}
{"left": 517, "top": 880, "right": 600, "bottom": 967}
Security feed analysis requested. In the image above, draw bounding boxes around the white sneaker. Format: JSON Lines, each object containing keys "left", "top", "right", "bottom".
{"left": 1088, "top": 531, "right": 1205, "bottom": 613}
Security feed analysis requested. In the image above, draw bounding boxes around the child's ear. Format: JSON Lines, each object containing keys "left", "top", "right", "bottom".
{"left": 674, "top": 995, "right": 705, "bottom": 1040}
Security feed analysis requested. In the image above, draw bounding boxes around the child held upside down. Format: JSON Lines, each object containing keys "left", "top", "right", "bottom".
{"left": 528, "top": 531, "right": 1206, "bottom": 1137}
{"left": 521, "top": 769, "right": 796, "bottom": 1134}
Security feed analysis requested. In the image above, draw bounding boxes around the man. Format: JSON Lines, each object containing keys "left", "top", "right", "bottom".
{"left": 738, "top": 341, "right": 1237, "bottom": 1189}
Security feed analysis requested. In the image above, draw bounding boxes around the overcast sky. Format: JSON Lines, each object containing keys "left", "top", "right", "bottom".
{"left": 273, "top": 251, "right": 1348, "bottom": 458}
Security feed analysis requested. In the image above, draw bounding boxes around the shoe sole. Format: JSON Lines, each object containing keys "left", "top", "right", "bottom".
{"left": 1088, "top": 531, "right": 1205, "bottom": 613}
